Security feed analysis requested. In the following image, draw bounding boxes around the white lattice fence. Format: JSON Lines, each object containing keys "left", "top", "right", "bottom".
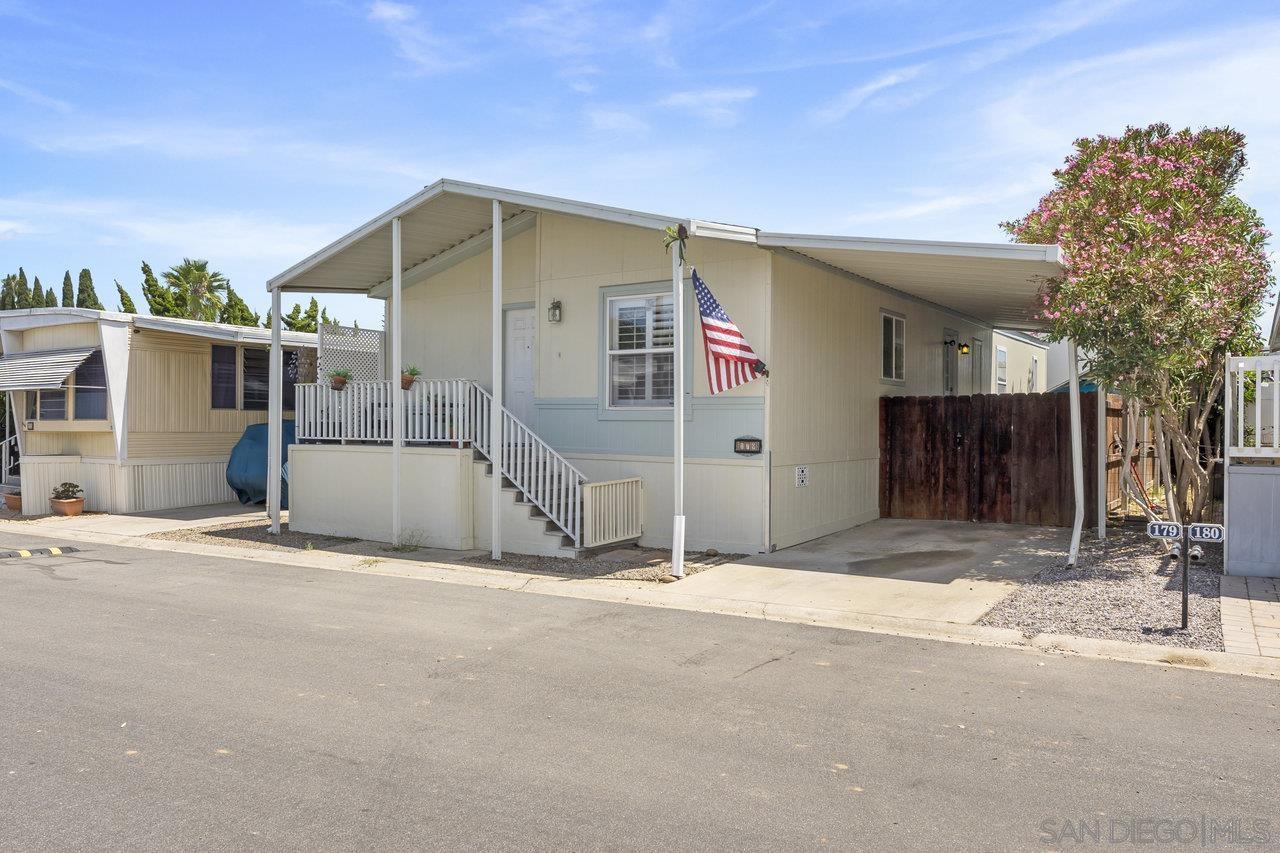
{"left": 318, "top": 324, "right": 385, "bottom": 382}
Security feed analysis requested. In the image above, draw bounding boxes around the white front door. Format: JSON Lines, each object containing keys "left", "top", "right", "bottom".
{"left": 504, "top": 307, "right": 536, "bottom": 425}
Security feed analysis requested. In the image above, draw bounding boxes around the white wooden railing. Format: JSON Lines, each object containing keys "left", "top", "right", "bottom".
{"left": 1228, "top": 355, "right": 1280, "bottom": 458}
{"left": 294, "top": 379, "right": 643, "bottom": 549}
{"left": 1, "top": 432, "right": 17, "bottom": 485}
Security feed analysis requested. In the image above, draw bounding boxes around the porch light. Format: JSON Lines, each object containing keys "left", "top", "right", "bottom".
{"left": 944, "top": 339, "right": 972, "bottom": 356}
{"left": 547, "top": 299, "right": 563, "bottom": 324}
{"left": 958, "top": 342, "right": 971, "bottom": 355}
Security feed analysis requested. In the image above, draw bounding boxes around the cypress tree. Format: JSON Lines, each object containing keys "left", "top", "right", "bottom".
{"left": 76, "top": 268, "right": 105, "bottom": 310}
{"left": 115, "top": 281, "right": 137, "bottom": 313}
{"left": 262, "top": 308, "right": 271, "bottom": 329}
{"left": 140, "top": 261, "right": 182, "bottom": 317}
{"left": 14, "top": 268, "right": 31, "bottom": 308}
{"left": 61, "top": 271, "right": 74, "bottom": 307}
{"left": 217, "top": 287, "right": 260, "bottom": 327}
{"left": 31, "top": 276, "right": 45, "bottom": 307}
{"left": 281, "top": 302, "right": 306, "bottom": 332}
{"left": 1, "top": 275, "right": 15, "bottom": 311}
{"left": 44, "top": 288, "right": 57, "bottom": 308}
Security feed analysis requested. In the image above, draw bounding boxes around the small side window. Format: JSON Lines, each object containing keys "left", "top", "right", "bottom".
{"left": 996, "top": 346, "right": 1009, "bottom": 393}
{"left": 880, "top": 312, "right": 905, "bottom": 382}
{"left": 212, "top": 345, "right": 237, "bottom": 409}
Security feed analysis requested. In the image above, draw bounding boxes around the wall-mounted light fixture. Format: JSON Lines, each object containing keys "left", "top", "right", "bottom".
{"left": 944, "top": 339, "right": 972, "bottom": 356}
{"left": 547, "top": 299, "right": 563, "bottom": 324}
{"left": 958, "top": 342, "right": 971, "bottom": 355}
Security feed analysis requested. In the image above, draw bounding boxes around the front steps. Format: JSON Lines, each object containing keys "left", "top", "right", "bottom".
{"left": 472, "top": 451, "right": 587, "bottom": 557}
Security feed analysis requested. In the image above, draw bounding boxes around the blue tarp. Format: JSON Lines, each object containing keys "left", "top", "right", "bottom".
{"left": 226, "top": 420, "right": 295, "bottom": 508}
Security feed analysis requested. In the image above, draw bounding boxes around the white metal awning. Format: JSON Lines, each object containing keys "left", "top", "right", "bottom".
{"left": 268, "top": 179, "right": 687, "bottom": 295}
{"left": 756, "top": 232, "right": 1062, "bottom": 330}
{"left": 0, "top": 346, "right": 98, "bottom": 391}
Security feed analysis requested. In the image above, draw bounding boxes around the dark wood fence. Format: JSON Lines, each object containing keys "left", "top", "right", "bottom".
{"left": 879, "top": 392, "right": 1106, "bottom": 527}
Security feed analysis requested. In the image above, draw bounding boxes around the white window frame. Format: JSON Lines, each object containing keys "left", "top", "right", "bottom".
{"left": 880, "top": 311, "right": 906, "bottom": 383}
{"left": 1029, "top": 355, "right": 1039, "bottom": 393}
{"left": 996, "top": 345, "right": 1009, "bottom": 393}
{"left": 605, "top": 291, "right": 675, "bottom": 409}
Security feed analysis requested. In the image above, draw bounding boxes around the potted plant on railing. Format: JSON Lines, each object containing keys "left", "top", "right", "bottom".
{"left": 328, "top": 369, "right": 352, "bottom": 391}
{"left": 50, "top": 482, "right": 84, "bottom": 517}
{"left": 401, "top": 365, "right": 421, "bottom": 391}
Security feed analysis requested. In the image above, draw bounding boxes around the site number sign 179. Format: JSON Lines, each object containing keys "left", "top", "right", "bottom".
{"left": 1188, "top": 523, "right": 1225, "bottom": 543}
{"left": 1146, "top": 521, "right": 1182, "bottom": 540}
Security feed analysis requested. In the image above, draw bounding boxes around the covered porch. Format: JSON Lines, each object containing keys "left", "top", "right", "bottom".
{"left": 264, "top": 180, "right": 665, "bottom": 555}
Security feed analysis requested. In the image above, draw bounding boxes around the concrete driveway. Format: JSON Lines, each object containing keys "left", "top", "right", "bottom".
{"left": 678, "top": 519, "right": 1067, "bottom": 624}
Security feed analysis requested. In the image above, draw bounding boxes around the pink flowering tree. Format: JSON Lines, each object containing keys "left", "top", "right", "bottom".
{"left": 1003, "top": 124, "right": 1274, "bottom": 521}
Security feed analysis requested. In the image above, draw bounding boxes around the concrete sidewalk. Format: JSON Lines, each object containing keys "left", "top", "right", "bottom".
{"left": 1221, "top": 576, "right": 1280, "bottom": 658}
{"left": 2, "top": 501, "right": 264, "bottom": 537}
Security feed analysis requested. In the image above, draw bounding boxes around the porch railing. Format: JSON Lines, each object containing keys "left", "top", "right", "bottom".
{"left": 294, "top": 379, "right": 643, "bottom": 549}
{"left": 1228, "top": 355, "right": 1280, "bottom": 458}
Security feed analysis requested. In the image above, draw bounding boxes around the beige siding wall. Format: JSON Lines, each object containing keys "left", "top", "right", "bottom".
{"left": 15, "top": 323, "right": 114, "bottom": 460}
{"left": 21, "top": 322, "right": 99, "bottom": 351}
{"left": 767, "top": 252, "right": 992, "bottom": 549}
{"left": 992, "top": 331, "right": 1049, "bottom": 394}
{"left": 397, "top": 213, "right": 769, "bottom": 401}
{"left": 125, "top": 329, "right": 283, "bottom": 458}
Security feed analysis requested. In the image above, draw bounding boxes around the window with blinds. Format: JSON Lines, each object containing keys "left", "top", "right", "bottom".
{"left": 607, "top": 293, "right": 674, "bottom": 407}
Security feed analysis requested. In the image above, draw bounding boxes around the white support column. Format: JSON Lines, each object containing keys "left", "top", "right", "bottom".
{"left": 267, "top": 286, "right": 283, "bottom": 534}
{"left": 490, "top": 199, "right": 503, "bottom": 560}
{"left": 671, "top": 244, "right": 686, "bottom": 577}
{"left": 1067, "top": 339, "right": 1085, "bottom": 565}
{"left": 1096, "top": 383, "right": 1107, "bottom": 539}
{"left": 391, "top": 216, "right": 404, "bottom": 546}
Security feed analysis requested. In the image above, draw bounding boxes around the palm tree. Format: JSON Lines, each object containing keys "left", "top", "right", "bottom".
{"left": 162, "top": 258, "right": 229, "bottom": 321}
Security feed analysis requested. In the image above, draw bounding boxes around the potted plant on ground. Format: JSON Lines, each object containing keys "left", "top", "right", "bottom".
{"left": 328, "top": 368, "right": 352, "bottom": 391}
{"left": 50, "top": 482, "right": 84, "bottom": 516}
{"left": 3, "top": 490, "right": 21, "bottom": 512}
{"left": 401, "top": 365, "right": 421, "bottom": 391}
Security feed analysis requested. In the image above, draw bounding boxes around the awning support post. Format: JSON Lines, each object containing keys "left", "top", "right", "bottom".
{"left": 671, "top": 244, "right": 685, "bottom": 578}
{"left": 1096, "top": 383, "right": 1107, "bottom": 540}
{"left": 267, "top": 286, "right": 283, "bottom": 535}
{"left": 491, "top": 199, "right": 503, "bottom": 560}
{"left": 1067, "top": 339, "right": 1085, "bottom": 565}
{"left": 391, "top": 215, "right": 404, "bottom": 547}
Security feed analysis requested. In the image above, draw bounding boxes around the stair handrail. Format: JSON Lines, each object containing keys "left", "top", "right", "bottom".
{"left": 467, "top": 382, "right": 586, "bottom": 546}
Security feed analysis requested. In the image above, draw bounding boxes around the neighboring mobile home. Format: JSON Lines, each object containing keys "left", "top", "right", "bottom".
{"left": 0, "top": 308, "right": 316, "bottom": 514}
{"left": 992, "top": 330, "right": 1049, "bottom": 394}
{"left": 266, "top": 180, "right": 1061, "bottom": 556}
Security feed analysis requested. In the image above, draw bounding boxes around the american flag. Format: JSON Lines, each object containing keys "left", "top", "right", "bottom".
{"left": 693, "top": 268, "right": 767, "bottom": 395}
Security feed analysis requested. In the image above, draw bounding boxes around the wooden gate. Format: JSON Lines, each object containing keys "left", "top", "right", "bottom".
{"left": 879, "top": 392, "right": 1105, "bottom": 527}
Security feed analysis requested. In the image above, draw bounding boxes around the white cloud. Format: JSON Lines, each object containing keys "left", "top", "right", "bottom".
{"left": 0, "top": 195, "right": 342, "bottom": 264}
{"left": 659, "top": 87, "right": 757, "bottom": 126}
{"left": 842, "top": 177, "right": 1049, "bottom": 227}
{"left": 811, "top": 65, "right": 926, "bottom": 124}
{"left": 0, "top": 219, "right": 30, "bottom": 239}
{"left": 586, "top": 108, "right": 649, "bottom": 135}
{"left": 367, "top": 1, "right": 467, "bottom": 74}
{"left": 503, "top": 0, "right": 600, "bottom": 57}
{"left": 0, "top": 77, "right": 71, "bottom": 112}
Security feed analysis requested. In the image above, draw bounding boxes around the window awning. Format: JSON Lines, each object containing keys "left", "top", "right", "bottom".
{"left": 0, "top": 347, "right": 98, "bottom": 391}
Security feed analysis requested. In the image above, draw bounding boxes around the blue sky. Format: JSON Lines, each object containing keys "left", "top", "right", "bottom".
{"left": 1, "top": 0, "right": 1277, "bottom": 328}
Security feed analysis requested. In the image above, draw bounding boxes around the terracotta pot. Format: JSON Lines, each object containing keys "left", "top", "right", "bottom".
{"left": 50, "top": 497, "right": 85, "bottom": 517}
{"left": 329, "top": 376, "right": 349, "bottom": 391}
{"left": 401, "top": 374, "right": 416, "bottom": 391}
{"left": 3, "top": 492, "right": 21, "bottom": 512}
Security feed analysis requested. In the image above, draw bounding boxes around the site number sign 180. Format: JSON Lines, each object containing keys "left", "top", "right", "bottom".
{"left": 1188, "top": 523, "right": 1225, "bottom": 543}
{"left": 1146, "top": 521, "right": 1182, "bottom": 540}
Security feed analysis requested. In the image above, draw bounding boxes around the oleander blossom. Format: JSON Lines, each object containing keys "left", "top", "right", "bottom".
{"left": 1000, "top": 123, "right": 1275, "bottom": 522}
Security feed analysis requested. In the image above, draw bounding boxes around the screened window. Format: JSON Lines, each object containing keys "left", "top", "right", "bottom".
{"left": 242, "top": 348, "right": 269, "bottom": 411}
{"left": 1029, "top": 356, "right": 1039, "bottom": 393}
{"left": 38, "top": 388, "right": 66, "bottom": 420}
{"left": 881, "top": 312, "right": 905, "bottom": 381}
{"left": 212, "top": 345, "right": 237, "bottom": 409}
{"left": 73, "top": 351, "right": 108, "bottom": 420}
{"left": 608, "top": 293, "right": 674, "bottom": 407}
{"left": 996, "top": 347, "right": 1009, "bottom": 392}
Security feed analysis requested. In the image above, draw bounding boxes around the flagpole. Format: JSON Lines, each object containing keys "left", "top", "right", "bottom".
{"left": 671, "top": 239, "right": 686, "bottom": 579}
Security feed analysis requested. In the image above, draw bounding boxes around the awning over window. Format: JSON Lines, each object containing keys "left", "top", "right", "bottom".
{"left": 0, "top": 347, "right": 98, "bottom": 392}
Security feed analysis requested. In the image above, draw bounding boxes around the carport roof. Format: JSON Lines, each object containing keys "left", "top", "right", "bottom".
{"left": 756, "top": 233, "right": 1061, "bottom": 331}
{"left": 267, "top": 178, "right": 1061, "bottom": 329}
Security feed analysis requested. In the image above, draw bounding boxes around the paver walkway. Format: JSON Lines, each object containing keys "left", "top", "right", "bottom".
{"left": 1220, "top": 575, "right": 1280, "bottom": 657}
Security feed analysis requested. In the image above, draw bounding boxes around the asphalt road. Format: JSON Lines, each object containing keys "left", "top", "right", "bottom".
{"left": 0, "top": 532, "right": 1277, "bottom": 852}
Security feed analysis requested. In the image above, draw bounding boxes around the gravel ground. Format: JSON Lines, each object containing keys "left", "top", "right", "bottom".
{"left": 151, "top": 520, "right": 359, "bottom": 553}
{"left": 151, "top": 520, "right": 739, "bottom": 583}
{"left": 979, "top": 527, "right": 1223, "bottom": 651}
{"left": 462, "top": 548, "right": 741, "bottom": 582}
